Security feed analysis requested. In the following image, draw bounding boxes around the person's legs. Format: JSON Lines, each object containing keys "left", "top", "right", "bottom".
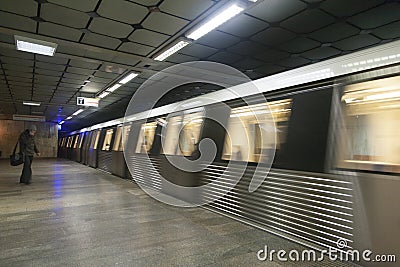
{"left": 20, "top": 156, "right": 33, "bottom": 184}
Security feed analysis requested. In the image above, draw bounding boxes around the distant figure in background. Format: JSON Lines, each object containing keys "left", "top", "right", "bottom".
{"left": 19, "top": 125, "right": 40, "bottom": 184}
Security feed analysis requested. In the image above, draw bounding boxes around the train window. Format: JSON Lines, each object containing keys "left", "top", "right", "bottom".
{"left": 90, "top": 130, "right": 100, "bottom": 149}
{"left": 222, "top": 99, "right": 292, "bottom": 163}
{"left": 73, "top": 135, "right": 79, "bottom": 148}
{"left": 66, "top": 136, "right": 72, "bottom": 148}
{"left": 78, "top": 133, "right": 85, "bottom": 148}
{"left": 136, "top": 122, "right": 157, "bottom": 153}
{"left": 162, "top": 116, "right": 183, "bottom": 155}
{"left": 178, "top": 112, "right": 203, "bottom": 156}
{"left": 101, "top": 129, "right": 114, "bottom": 151}
{"left": 339, "top": 76, "right": 400, "bottom": 173}
{"left": 120, "top": 125, "right": 131, "bottom": 151}
{"left": 112, "top": 126, "right": 122, "bottom": 151}
{"left": 162, "top": 110, "right": 204, "bottom": 156}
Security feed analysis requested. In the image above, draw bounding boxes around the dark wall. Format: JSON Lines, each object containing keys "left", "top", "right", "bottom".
{"left": 279, "top": 88, "right": 333, "bottom": 173}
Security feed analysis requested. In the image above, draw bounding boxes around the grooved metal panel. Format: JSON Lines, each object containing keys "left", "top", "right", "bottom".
{"left": 97, "top": 151, "right": 113, "bottom": 173}
{"left": 129, "top": 154, "right": 162, "bottom": 191}
{"left": 199, "top": 162, "right": 354, "bottom": 251}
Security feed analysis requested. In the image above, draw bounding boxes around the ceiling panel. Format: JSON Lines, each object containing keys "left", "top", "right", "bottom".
{"left": 41, "top": 3, "right": 90, "bottom": 29}
{"left": 159, "top": 0, "right": 213, "bottom": 20}
{"left": 0, "top": 0, "right": 38, "bottom": 17}
{"left": 180, "top": 43, "right": 218, "bottom": 59}
{"left": 347, "top": 3, "right": 400, "bottom": 29}
{"left": 333, "top": 34, "right": 381, "bottom": 51}
{"left": 89, "top": 17, "right": 133, "bottom": 39}
{"left": 47, "top": 0, "right": 99, "bottom": 12}
{"left": 281, "top": 9, "right": 336, "bottom": 33}
{"left": 218, "top": 14, "right": 269, "bottom": 38}
{"left": 129, "top": 29, "right": 170, "bottom": 47}
{"left": 81, "top": 32, "right": 122, "bottom": 50}
{"left": 280, "top": 37, "right": 321, "bottom": 53}
{"left": 0, "top": 11, "right": 36, "bottom": 32}
{"left": 38, "top": 22, "right": 82, "bottom": 42}
{"left": 118, "top": 42, "right": 155, "bottom": 56}
{"left": 246, "top": 0, "right": 307, "bottom": 23}
{"left": 309, "top": 22, "right": 360, "bottom": 43}
{"left": 321, "top": 0, "right": 385, "bottom": 17}
{"left": 197, "top": 31, "right": 241, "bottom": 49}
{"left": 142, "top": 12, "right": 189, "bottom": 36}
{"left": 97, "top": 0, "right": 148, "bottom": 24}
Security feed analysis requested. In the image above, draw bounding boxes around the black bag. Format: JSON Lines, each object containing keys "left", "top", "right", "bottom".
{"left": 10, "top": 142, "right": 24, "bottom": 166}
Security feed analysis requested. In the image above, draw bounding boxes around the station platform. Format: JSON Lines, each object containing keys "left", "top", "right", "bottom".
{"left": 0, "top": 159, "right": 355, "bottom": 266}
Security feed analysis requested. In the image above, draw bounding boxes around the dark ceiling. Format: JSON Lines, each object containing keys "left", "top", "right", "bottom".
{"left": 0, "top": 0, "right": 399, "bottom": 132}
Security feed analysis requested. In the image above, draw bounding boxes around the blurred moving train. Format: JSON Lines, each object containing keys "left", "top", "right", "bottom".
{"left": 59, "top": 40, "right": 400, "bottom": 264}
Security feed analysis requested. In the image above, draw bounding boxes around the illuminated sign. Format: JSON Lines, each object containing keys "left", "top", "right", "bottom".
{"left": 77, "top": 97, "right": 98, "bottom": 107}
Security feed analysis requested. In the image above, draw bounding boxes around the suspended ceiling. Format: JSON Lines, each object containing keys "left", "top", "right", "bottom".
{"left": 0, "top": 0, "right": 399, "bottom": 131}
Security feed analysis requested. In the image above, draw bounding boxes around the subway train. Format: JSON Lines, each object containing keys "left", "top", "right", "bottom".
{"left": 59, "top": 39, "right": 400, "bottom": 264}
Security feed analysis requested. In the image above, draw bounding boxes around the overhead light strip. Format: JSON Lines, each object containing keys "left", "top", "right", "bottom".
{"left": 98, "top": 91, "right": 110, "bottom": 99}
{"left": 154, "top": 40, "right": 190, "bottom": 61}
{"left": 186, "top": 3, "right": 244, "bottom": 40}
{"left": 119, "top": 72, "right": 139, "bottom": 84}
{"left": 97, "top": 72, "right": 139, "bottom": 99}
{"left": 72, "top": 109, "right": 84, "bottom": 116}
{"left": 23, "top": 101, "right": 41, "bottom": 106}
{"left": 106, "top": 84, "right": 121, "bottom": 93}
{"left": 15, "top": 35, "right": 58, "bottom": 56}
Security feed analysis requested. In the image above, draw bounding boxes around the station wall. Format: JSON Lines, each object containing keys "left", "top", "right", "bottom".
{"left": 0, "top": 119, "right": 58, "bottom": 158}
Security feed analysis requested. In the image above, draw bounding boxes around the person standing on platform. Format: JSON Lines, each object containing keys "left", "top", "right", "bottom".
{"left": 19, "top": 125, "right": 40, "bottom": 184}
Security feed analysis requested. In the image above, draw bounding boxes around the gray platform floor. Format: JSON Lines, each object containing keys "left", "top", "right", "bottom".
{"left": 0, "top": 159, "right": 356, "bottom": 267}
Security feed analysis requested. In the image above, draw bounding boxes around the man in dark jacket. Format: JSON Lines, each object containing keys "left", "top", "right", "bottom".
{"left": 19, "top": 125, "right": 40, "bottom": 184}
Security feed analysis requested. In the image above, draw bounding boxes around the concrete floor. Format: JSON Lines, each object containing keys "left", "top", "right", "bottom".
{"left": 0, "top": 159, "right": 356, "bottom": 266}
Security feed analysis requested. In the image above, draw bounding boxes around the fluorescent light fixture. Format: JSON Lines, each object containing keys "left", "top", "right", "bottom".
{"left": 15, "top": 35, "right": 58, "bottom": 56}
{"left": 186, "top": 4, "right": 244, "bottom": 40}
{"left": 23, "top": 101, "right": 41, "bottom": 106}
{"left": 365, "top": 91, "right": 400, "bottom": 101}
{"left": 106, "top": 84, "right": 121, "bottom": 92}
{"left": 154, "top": 40, "right": 190, "bottom": 61}
{"left": 72, "top": 109, "right": 84, "bottom": 116}
{"left": 66, "top": 116, "right": 73, "bottom": 120}
{"left": 98, "top": 91, "right": 110, "bottom": 99}
{"left": 119, "top": 72, "right": 139, "bottom": 84}
{"left": 59, "top": 121, "right": 65, "bottom": 125}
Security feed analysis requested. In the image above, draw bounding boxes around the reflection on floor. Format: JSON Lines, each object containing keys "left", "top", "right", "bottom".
{"left": 0, "top": 159, "right": 355, "bottom": 266}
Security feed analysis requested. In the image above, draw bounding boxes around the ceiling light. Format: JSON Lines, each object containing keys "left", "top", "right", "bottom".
{"left": 98, "top": 91, "right": 110, "bottom": 99}
{"left": 106, "top": 84, "right": 121, "bottom": 92}
{"left": 119, "top": 72, "right": 139, "bottom": 84}
{"left": 365, "top": 91, "right": 400, "bottom": 101}
{"left": 66, "top": 116, "right": 73, "bottom": 120}
{"left": 15, "top": 35, "right": 58, "bottom": 56}
{"left": 154, "top": 40, "right": 190, "bottom": 61}
{"left": 59, "top": 121, "right": 65, "bottom": 125}
{"left": 72, "top": 109, "right": 84, "bottom": 116}
{"left": 23, "top": 101, "right": 41, "bottom": 106}
{"left": 186, "top": 3, "right": 244, "bottom": 40}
